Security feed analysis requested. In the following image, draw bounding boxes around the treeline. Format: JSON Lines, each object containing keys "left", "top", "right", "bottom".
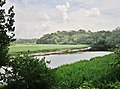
{"left": 15, "top": 38, "right": 38, "bottom": 44}
{"left": 37, "top": 29, "right": 91, "bottom": 44}
{"left": 37, "top": 27, "right": 120, "bottom": 50}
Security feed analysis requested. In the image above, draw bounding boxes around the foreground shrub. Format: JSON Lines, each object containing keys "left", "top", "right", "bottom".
{"left": 76, "top": 81, "right": 99, "bottom": 89}
{"left": 54, "top": 54, "right": 115, "bottom": 89}
{"left": 112, "top": 46, "right": 120, "bottom": 80}
{"left": 1, "top": 55, "right": 55, "bottom": 89}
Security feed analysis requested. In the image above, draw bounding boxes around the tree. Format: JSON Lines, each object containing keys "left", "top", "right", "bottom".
{"left": 0, "top": 1, "right": 55, "bottom": 89}
{"left": 0, "top": 0, "right": 15, "bottom": 67}
{"left": 90, "top": 31, "right": 113, "bottom": 51}
{"left": 1, "top": 55, "right": 55, "bottom": 89}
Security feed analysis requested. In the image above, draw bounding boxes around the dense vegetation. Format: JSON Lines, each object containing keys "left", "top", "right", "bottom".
{"left": 15, "top": 38, "right": 37, "bottom": 44}
{"left": 1, "top": 56, "right": 55, "bottom": 89}
{"left": 36, "top": 29, "right": 90, "bottom": 44}
{"left": 9, "top": 44, "right": 88, "bottom": 54}
{"left": 54, "top": 53, "right": 119, "bottom": 89}
{"left": 37, "top": 27, "right": 120, "bottom": 50}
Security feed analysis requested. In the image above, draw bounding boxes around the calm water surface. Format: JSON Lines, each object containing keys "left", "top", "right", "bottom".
{"left": 37, "top": 51, "right": 112, "bottom": 68}
{"left": 0, "top": 51, "right": 112, "bottom": 73}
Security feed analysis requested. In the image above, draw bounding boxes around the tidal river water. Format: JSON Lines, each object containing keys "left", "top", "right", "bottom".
{"left": 36, "top": 51, "right": 112, "bottom": 68}
{"left": 0, "top": 51, "right": 112, "bottom": 73}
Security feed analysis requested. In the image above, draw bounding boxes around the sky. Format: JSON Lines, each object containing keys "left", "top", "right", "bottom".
{"left": 5, "top": 0, "right": 120, "bottom": 38}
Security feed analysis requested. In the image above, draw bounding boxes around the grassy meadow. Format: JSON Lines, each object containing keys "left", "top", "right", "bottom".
{"left": 9, "top": 44, "right": 88, "bottom": 53}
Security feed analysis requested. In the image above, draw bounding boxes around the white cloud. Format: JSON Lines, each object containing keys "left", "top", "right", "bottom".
{"left": 56, "top": 2, "right": 70, "bottom": 21}
{"left": 100, "top": 0, "right": 120, "bottom": 10}
{"left": 86, "top": 8, "right": 101, "bottom": 17}
{"left": 5, "top": 0, "right": 120, "bottom": 38}
{"left": 67, "top": 0, "right": 96, "bottom": 4}
{"left": 43, "top": 13, "right": 50, "bottom": 20}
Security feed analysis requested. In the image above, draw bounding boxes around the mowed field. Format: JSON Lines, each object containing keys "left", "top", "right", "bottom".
{"left": 9, "top": 44, "right": 88, "bottom": 53}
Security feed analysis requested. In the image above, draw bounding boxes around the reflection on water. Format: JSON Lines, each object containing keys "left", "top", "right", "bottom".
{"left": 37, "top": 51, "right": 112, "bottom": 68}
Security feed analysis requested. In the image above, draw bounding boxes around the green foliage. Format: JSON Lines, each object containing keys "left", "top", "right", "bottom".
{"left": 37, "top": 27, "right": 120, "bottom": 50}
{"left": 54, "top": 54, "right": 115, "bottom": 89}
{"left": 36, "top": 29, "right": 92, "bottom": 45}
{"left": 0, "top": 0, "right": 15, "bottom": 67}
{"left": 98, "top": 81, "right": 120, "bottom": 89}
{"left": 0, "top": 84, "right": 4, "bottom": 89}
{"left": 76, "top": 81, "right": 99, "bottom": 89}
{"left": 112, "top": 45, "right": 120, "bottom": 80}
{"left": 1, "top": 55, "right": 55, "bottom": 89}
{"left": 90, "top": 30, "right": 115, "bottom": 51}
{"left": 112, "top": 82, "right": 120, "bottom": 89}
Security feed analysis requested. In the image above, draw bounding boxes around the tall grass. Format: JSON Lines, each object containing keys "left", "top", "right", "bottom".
{"left": 54, "top": 54, "right": 115, "bottom": 89}
{"left": 9, "top": 44, "right": 88, "bottom": 53}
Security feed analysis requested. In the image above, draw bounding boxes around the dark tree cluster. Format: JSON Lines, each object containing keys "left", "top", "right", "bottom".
{"left": 36, "top": 29, "right": 92, "bottom": 45}
{"left": 37, "top": 27, "right": 120, "bottom": 50}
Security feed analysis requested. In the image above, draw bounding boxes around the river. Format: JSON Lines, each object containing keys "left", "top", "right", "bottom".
{"left": 36, "top": 51, "right": 112, "bottom": 68}
{"left": 0, "top": 51, "right": 112, "bottom": 73}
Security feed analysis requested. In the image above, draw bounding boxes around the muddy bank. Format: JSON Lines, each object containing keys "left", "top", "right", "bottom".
{"left": 30, "top": 47, "right": 91, "bottom": 56}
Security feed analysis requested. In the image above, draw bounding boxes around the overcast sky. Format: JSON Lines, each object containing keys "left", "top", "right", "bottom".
{"left": 6, "top": 0, "right": 120, "bottom": 38}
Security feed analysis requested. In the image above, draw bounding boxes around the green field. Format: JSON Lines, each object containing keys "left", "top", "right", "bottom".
{"left": 9, "top": 44, "right": 88, "bottom": 53}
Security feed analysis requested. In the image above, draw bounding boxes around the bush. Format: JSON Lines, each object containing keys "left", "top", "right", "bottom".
{"left": 76, "top": 81, "right": 99, "bottom": 89}
{"left": 112, "top": 46, "right": 120, "bottom": 80}
{"left": 54, "top": 54, "right": 115, "bottom": 89}
{"left": 1, "top": 55, "right": 55, "bottom": 89}
{"left": 0, "top": 84, "right": 4, "bottom": 89}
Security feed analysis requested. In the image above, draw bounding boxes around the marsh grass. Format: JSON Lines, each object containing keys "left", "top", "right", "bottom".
{"left": 9, "top": 44, "right": 88, "bottom": 54}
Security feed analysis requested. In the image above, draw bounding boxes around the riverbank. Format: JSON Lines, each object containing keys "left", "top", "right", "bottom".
{"left": 29, "top": 47, "right": 91, "bottom": 56}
